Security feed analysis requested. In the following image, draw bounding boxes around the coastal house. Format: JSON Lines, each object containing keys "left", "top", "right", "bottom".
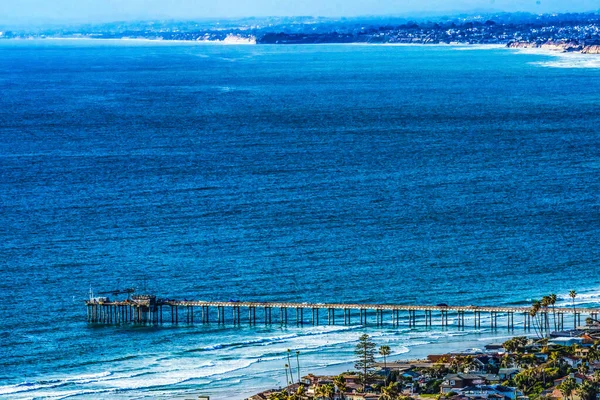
{"left": 301, "top": 374, "right": 320, "bottom": 386}
{"left": 341, "top": 374, "right": 364, "bottom": 393}
{"left": 247, "top": 389, "right": 279, "bottom": 399}
{"left": 589, "top": 360, "right": 600, "bottom": 372}
{"left": 344, "top": 394, "right": 380, "bottom": 400}
{"left": 540, "top": 385, "right": 562, "bottom": 399}
{"left": 560, "top": 355, "right": 582, "bottom": 368}
{"left": 485, "top": 344, "right": 505, "bottom": 352}
{"left": 549, "top": 337, "right": 584, "bottom": 347}
{"left": 441, "top": 374, "right": 488, "bottom": 393}
{"left": 498, "top": 368, "right": 521, "bottom": 380}
{"left": 458, "top": 385, "right": 524, "bottom": 400}
{"left": 553, "top": 373, "right": 588, "bottom": 386}
{"left": 483, "top": 374, "right": 502, "bottom": 384}
{"left": 402, "top": 370, "right": 422, "bottom": 380}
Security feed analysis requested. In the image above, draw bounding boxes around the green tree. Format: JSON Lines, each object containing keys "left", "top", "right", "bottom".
{"left": 503, "top": 337, "right": 528, "bottom": 353}
{"left": 269, "top": 390, "right": 289, "bottom": 400}
{"left": 559, "top": 377, "right": 576, "bottom": 400}
{"left": 576, "top": 381, "right": 599, "bottom": 400}
{"left": 355, "top": 334, "right": 377, "bottom": 392}
{"left": 296, "top": 384, "right": 307, "bottom": 399}
{"left": 315, "top": 383, "right": 335, "bottom": 400}
{"left": 548, "top": 351, "right": 560, "bottom": 368}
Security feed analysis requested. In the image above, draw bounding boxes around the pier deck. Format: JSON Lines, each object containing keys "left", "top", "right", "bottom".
{"left": 85, "top": 295, "right": 599, "bottom": 330}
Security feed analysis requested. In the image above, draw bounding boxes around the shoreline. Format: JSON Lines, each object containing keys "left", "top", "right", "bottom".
{"left": 3, "top": 38, "right": 599, "bottom": 58}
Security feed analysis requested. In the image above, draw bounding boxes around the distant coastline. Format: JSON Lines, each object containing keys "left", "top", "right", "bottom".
{"left": 2, "top": 11, "right": 599, "bottom": 54}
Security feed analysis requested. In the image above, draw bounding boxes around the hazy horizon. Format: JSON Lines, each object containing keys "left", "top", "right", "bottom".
{"left": 0, "top": 0, "right": 599, "bottom": 26}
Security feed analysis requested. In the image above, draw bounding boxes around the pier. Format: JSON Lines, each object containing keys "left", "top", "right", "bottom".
{"left": 86, "top": 293, "right": 598, "bottom": 331}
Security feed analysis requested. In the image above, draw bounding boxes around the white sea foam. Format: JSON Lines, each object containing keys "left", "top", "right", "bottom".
{"left": 452, "top": 45, "right": 505, "bottom": 51}
{"left": 0, "top": 371, "right": 113, "bottom": 395}
{"left": 528, "top": 53, "right": 600, "bottom": 69}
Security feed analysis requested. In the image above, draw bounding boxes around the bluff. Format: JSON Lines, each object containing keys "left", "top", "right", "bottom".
{"left": 582, "top": 45, "right": 600, "bottom": 54}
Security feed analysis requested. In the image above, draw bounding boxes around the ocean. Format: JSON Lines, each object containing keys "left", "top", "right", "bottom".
{"left": 1, "top": 40, "right": 600, "bottom": 399}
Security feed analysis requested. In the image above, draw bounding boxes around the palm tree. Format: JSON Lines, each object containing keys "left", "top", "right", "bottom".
{"left": 530, "top": 300, "right": 543, "bottom": 338}
{"left": 549, "top": 351, "right": 560, "bottom": 368}
{"left": 296, "top": 384, "right": 307, "bottom": 399}
{"left": 269, "top": 390, "right": 289, "bottom": 400}
{"left": 296, "top": 351, "right": 301, "bottom": 384}
{"left": 333, "top": 375, "right": 347, "bottom": 400}
{"left": 549, "top": 293, "right": 558, "bottom": 331}
{"left": 576, "top": 381, "right": 599, "bottom": 400}
{"left": 541, "top": 296, "right": 551, "bottom": 335}
{"left": 586, "top": 342, "right": 600, "bottom": 363}
{"left": 379, "top": 345, "right": 391, "bottom": 376}
{"left": 592, "top": 370, "right": 600, "bottom": 384}
{"left": 380, "top": 382, "right": 399, "bottom": 400}
{"left": 284, "top": 364, "right": 291, "bottom": 386}
{"left": 314, "top": 383, "right": 335, "bottom": 400}
{"left": 569, "top": 290, "right": 577, "bottom": 328}
{"left": 578, "top": 363, "right": 589, "bottom": 375}
{"left": 287, "top": 349, "right": 294, "bottom": 383}
{"left": 313, "top": 385, "right": 325, "bottom": 400}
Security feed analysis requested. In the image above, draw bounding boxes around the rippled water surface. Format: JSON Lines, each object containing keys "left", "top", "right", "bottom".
{"left": 1, "top": 41, "right": 600, "bottom": 399}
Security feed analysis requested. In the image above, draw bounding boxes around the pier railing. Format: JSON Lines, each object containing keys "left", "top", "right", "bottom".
{"left": 85, "top": 297, "right": 599, "bottom": 330}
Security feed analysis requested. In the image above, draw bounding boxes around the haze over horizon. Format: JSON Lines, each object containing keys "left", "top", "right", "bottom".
{"left": 0, "top": 0, "right": 599, "bottom": 26}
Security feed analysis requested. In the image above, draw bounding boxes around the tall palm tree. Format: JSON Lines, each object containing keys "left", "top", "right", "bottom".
{"left": 296, "top": 351, "right": 301, "bottom": 384}
{"left": 287, "top": 349, "right": 294, "bottom": 385}
{"left": 379, "top": 345, "right": 391, "bottom": 375}
{"left": 549, "top": 293, "right": 558, "bottom": 331}
{"left": 284, "top": 364, "right": 291, "bottom": 386}
{"left": 569, "top": 290, "right": 577, "bottom": 328}
{"left": 541, "top": 296, "right": 551, "bottom": 334}
{"left": 531, "top": 300, "right": 543, "bottom": 338}
{"left": 529, "top": 308, "right": 541, "bottom": 339}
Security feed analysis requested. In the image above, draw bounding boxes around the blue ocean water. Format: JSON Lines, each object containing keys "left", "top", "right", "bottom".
{"left": 1, "top": 41, "right": 600, "bottom": 399}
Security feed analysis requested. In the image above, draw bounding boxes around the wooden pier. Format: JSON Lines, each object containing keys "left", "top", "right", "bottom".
{"left": 86, "top": 294, "right": 599, "bottom": 331}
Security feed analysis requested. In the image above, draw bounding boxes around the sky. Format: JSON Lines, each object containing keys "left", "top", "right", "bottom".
{"left": 0, "top": 0, "right": 598, "bottom": 24}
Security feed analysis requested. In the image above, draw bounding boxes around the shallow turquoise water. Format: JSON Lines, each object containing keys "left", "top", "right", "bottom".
{"left": 1, "top": 41, "right": 600, "bottom": 399}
